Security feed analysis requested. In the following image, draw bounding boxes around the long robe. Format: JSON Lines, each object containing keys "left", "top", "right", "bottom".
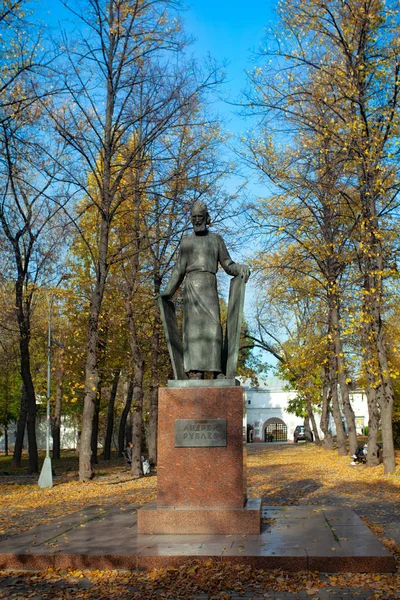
{"left": 163, "top": 232, "right": 240, "bottom": 373}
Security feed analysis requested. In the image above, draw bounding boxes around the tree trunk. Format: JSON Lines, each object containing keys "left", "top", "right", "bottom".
{"left": 78, "top": 33, "right": 115, "bottom": 480}
{"left": 375, "top": 321, "right": 396, "bottom": 473}
{"left": 126, "top": 172, "right": 146, "bottom": 478}
{"left": 380, "top": 401, "right": 395, "bottom": 473}
{"left": 303, "top": 415, "right": 312, "bottom": 443}
{"left": 337, "top": 378, "right": 358, "bottom": 456}
{"left": 125, "top": 412, "right": 132, "bottom": 447}
{"left": 358, "top": 178, "right": 395, "bottom": 472}
{"left": 15, "top": 279, "right": 38, "bottom": 473}
{"left": 330, "top": 361, "right": 347, "bottom": 456}
{"left": 320, "top": 368, "right": 334, "bottom": 450}
{"left": 91, "top": 383, "right": 102, "bottom": 466}
{"left": 80, "top": 315, "right": 100, "bottom": 479}
{"left": 131, "top": 384, "right": 143, "bottom": 478}
{"left": 25, "top": 394, "right": 38, "bottom": 473}
{"left": 51, "top": 367, "right": 63, "bottom": 460}
{"left": 104, "top": 369, "right": 120, "bottom": 460}
{"left": 4, "top": 422, "right": 8, "bottom": 456}
{"left": 305, "top": 394, "right": 320, "bottom": 443}
{"left": 118, "top": 377, "right": 133, "bottom": 457}
{"left": 148, "top": 299, "right": 161, "bottom": 464}
{"left": 12, "top": 384, "right": 27, "bottom": 468}
{"left": 126, "top": 302, "right": 144, "bottom": 478}
{"left": 330, "top": 300, "right": 358, "bottom": 456}
{"left": 3, "top": 372, "right": 9, "bottom": 456}
{"left": 362, "top": 296, "right": 395, "bottom": 471}
{"left": 365, "top": 385, "right": 380, "bottom": 466}
{"left": 79, "top": 216, "right": 109, "bottom": 481}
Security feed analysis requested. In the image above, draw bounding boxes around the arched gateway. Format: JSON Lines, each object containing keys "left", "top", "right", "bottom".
{"left": 263, "top": 417, "right": 288, "bottom": 443}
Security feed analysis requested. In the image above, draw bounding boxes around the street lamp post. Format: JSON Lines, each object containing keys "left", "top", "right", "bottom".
{"left": 38, "top": 294, "right": 54, "bottom": 489}
{"left": 38, "top": 274, "right": 70, "bottom": 489}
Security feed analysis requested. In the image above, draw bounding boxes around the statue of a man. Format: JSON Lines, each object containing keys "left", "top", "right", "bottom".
{"left": 160, "top": 201, "right": 250, "bottom": 379}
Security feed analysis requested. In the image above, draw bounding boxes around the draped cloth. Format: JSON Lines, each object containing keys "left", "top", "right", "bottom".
{"left": 162, "top": 232, "right": 240, "bottom": 374}
{"left": 183, "top": 272, "right": 221, "bottom": 372}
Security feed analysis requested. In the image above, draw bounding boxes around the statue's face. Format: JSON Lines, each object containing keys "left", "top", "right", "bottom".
{"left": 191, "top": 207, "right": 208, "bottom": 234}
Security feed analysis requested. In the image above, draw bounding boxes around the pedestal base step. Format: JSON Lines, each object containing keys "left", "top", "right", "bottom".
{"left": 0, "top": 505, "right": 395, "bottom": 573}
{"left": 137, "top": 498, "right": 261, "bottom": 535}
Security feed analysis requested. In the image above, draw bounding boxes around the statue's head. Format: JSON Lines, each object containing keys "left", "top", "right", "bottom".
{"left": 191, "top": 201, "right": 210, "bottom": 234}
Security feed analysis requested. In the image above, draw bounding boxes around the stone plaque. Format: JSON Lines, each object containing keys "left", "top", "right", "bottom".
{"left": 175, "top": 419, "right": 227, "bottom": 448}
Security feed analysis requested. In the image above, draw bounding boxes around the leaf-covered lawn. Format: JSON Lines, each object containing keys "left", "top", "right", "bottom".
{"left": 248, "top": 443, "right": 400, "bottom": 519}
{"left": 0, "top": 461, "right": 157, "bottom": 538}
{"left": 1, "top": 563, "right": 399, "bottom": 599}
{"left": 0, "top": 443, "right": 400, "bottom": 598}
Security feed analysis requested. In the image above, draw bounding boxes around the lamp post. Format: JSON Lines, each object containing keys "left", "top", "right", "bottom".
{"left": 38, "top": 275, "right": 69, "bottom": 489}
{"left": 38, "top": 294, "right": 54, "bottom": 488}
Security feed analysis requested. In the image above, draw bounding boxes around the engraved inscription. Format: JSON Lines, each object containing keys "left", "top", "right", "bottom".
{"left": 175, "top": 419, "right": 227, "bottom": 447}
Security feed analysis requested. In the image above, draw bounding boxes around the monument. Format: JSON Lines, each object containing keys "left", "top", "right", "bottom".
{"left": 137, "top": 201, "right": 261, "bottom": 534}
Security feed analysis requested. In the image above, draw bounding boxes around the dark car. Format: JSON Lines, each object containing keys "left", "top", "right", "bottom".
{"left": 293, "top": 425, "right": 313, "bottom": 443}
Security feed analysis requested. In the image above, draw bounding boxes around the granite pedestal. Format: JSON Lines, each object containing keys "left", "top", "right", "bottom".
{"left": 137, "top": 384, "right": 261, "bottom": 534}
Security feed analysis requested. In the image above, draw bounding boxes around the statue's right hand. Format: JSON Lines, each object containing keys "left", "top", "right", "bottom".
{"left": 237, "top": 264, "right": 251, "bottom": 283}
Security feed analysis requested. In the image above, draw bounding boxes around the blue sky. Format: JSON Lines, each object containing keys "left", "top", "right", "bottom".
{"left": 182, "top": 0, "right": 276, "bottom": 133}
{"left": 181, "top": 1, "right": 276, "bottom": 352}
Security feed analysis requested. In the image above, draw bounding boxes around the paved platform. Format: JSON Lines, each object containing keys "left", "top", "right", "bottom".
{"left": 0, "top": 504, "right": 395, "bottom": 572}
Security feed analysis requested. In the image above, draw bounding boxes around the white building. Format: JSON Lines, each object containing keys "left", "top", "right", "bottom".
{"left": 0, "top": 415, "right": 79, "bottom": 453}
{"left": 242, "top": 376, "right": 369, "bottom": 443}
{"left": 0, "top": 379, "right": 369, "bottom": 452}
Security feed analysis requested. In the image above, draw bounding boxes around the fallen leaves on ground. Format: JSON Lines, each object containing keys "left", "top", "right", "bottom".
{"left": 247, "top": 443, "right": 400, "bottom": 523}
{"left": 1, "top": 444, "right": 400, "bottom": 598}
{"left": 0, "top": 563, "right": 399, "bottom": 599}
{"left": 0, "top": 461, "right": 156, "bottom": 537}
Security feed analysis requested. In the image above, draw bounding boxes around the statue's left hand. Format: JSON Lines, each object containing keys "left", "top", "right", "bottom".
{"left": 237, "top": 264, "right": 250, "bottom": 283}
{"left": 158, "top": 291, "right": 173, "bottom": 301}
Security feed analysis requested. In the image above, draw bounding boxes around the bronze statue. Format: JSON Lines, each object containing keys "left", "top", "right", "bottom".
{"left": 159, "top": 201, "right": 250, "bottom": 380}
